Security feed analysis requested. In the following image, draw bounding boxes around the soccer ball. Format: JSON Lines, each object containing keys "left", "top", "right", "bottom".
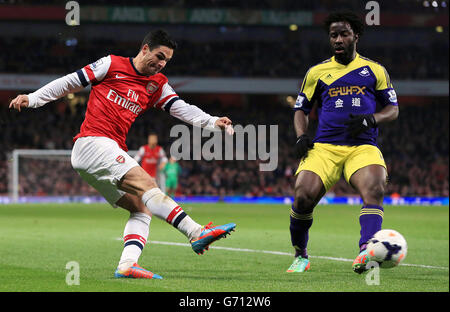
{"left": 366, "top": 229, "right": 407, "bottom": 268}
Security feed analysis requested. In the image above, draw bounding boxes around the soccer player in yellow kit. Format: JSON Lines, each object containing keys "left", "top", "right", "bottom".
{"left": 287, "top": 12, "right": 399, "bottom": 274}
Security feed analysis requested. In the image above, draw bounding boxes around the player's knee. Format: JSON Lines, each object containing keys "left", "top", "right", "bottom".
{"left": 364, "top": 182, "right": 385, "bottom": 203}
{"left": 293, "top": 192, "right": 316, "bottom": 213}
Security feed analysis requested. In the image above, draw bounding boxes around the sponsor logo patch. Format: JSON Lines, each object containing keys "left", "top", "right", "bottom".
{"left": 328, "top": 86, "right": 366, "bottom": 97}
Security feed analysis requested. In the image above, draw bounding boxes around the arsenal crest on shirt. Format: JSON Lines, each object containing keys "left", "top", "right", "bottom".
{"left": 116, "top": 155, "right": 125, "bottom": 163}
{"left": 146, "top": 81, "right": 159, "bottom": 94}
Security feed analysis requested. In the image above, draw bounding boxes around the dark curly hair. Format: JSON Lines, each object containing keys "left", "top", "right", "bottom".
{"left": 324, "top": 11, "right": 365, "bottom": 37}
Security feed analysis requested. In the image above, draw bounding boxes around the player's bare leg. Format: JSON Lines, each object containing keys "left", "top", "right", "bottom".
{"left": 350, "top": 164, "right": 387, "bottom": 206}
{"left": 287, "top": 170, "right": 326, "bottom": 272}
{"left": 117, "top": 193, "right": 151, "bottom": 215}
{"left": 119, "top": 166, "right": 236, "bottom": 255}
{"left": 349, "top": 164, "right": 387, "bottom": 273}
{"left": 117, "top": 166, "right": 159, "bottom": 197}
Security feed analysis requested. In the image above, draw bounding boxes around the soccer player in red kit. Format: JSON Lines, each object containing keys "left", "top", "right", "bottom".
{"left": 9, "top": 30, "right": 236, "bottom": 279}
{"left": 134, "top": 133, "right": 168, "bottom": 179}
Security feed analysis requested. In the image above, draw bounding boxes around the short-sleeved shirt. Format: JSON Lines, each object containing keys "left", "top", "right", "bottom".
{"left": 294, "top": 54, "right": 398, "bottom": 146}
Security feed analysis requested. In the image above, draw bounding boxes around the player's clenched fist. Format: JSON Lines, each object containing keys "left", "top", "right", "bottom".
{"left": 9, "top": 94, "right": 29, "bottom": 112}
{"left": 344, "top": 113, "right": 377, "bottom": 138}
{"left": 295, "top": 134, "right": 314, "bottom": 160}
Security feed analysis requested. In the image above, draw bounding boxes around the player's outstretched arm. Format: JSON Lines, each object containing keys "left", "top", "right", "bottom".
{"left": 168, "top": 99, "right": 234, "bottom": 135}
{"left": 156, "top": 82, "right": 234, "bottom": 135}
{"left": 9, "top": 72, "right": 85, "bottom": 112}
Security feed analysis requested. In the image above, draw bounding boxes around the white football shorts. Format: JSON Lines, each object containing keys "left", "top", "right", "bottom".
{"left": 71, "top": 136, "right": 139, "bottom": 207}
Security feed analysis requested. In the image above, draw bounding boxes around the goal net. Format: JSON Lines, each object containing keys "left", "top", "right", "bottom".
{"left": 8, "top": 149, "right": 165, "bottom": 203}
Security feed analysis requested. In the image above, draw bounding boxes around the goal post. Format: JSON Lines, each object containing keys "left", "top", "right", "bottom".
{"left": 10, "top": 149, "right": 72, "bottom": 203}
{"left": 8, "top": 149, "right": 165, "bottom": 203}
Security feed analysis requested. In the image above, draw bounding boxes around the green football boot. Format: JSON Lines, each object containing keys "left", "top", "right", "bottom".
{"left": 286, "top": 256, "right": 310, "bottom": 272}
{"left": 352, "top": 249, "right": 371, "bottom": 274}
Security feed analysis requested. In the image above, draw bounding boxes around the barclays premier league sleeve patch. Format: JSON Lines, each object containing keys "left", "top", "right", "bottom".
{"left": 90, "top": 58, "right": 103, "bottom": 69}
{"left": 295, "top": 95, "right": 305, "bottom": 108}
{"left": 388, "top": 89, "right": 397, "bottom": 103}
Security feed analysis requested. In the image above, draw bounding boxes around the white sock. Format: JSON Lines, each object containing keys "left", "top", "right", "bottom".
{"left": 177, "top": 215, "right": 203, "bottom": 241}
{"left": 141, "top": 188, "right": 202, "bottom": 240}
{"left": 118, "top": 212, "right": 151, "bottom": 270}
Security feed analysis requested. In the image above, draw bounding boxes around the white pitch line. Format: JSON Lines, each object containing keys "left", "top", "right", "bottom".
{"left": 116, "top": 238, "right": 449, "bottom": 270}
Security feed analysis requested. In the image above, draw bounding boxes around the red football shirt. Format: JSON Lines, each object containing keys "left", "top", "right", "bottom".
{"left": 134, "top": 145, "right": 167, "bottom": 178}
{"left": 73, "top": 55, "right": 178, "bottom": 151}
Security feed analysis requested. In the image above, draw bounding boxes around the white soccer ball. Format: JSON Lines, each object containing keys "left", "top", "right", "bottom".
{"left": 366, "top": 229, "right": 407, "bottom": 268}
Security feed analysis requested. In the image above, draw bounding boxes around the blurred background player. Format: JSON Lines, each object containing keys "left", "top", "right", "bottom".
{"left": 164, "top": 156, "right": 182, "bottom": 197}
{"left": 9, "top": 29, "right": 236, "bottom": 279}
{"left": 287, "top": 11, "right": 399, "bottom": 274}
{"left": 134, "top": 132, "right": 168, "bottom": 193}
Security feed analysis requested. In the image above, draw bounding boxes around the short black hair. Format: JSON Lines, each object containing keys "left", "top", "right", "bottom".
{"left": 141, "top": 29, "right": 177, "bottom": 51}
{"left": 324, "top": 11, "right": 364, "bottom": 37}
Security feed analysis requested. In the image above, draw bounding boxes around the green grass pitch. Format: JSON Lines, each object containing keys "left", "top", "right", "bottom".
{"left": 0, "top": 203, "right": 448, "bottom": 292}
